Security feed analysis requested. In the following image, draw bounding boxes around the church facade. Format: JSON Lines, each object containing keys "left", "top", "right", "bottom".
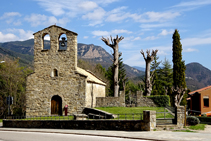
{"left": 26, "top": 25, "right": 106, "bottom": 116}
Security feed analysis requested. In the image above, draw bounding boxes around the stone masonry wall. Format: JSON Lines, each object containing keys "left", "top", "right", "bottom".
{"left": 136, "top": 91, "right": 157, "bottom": 107}
{"left": 3, "top": 110, "right": 156, "bottom": 131}
{"left": 176, "top": 106, "right": 185, "bottom": 129}
{"left": 26, "top": 26, "right": 87, "bottom": 116}
{"left": 96, "top": 91, "right": 125, "bottom": 107}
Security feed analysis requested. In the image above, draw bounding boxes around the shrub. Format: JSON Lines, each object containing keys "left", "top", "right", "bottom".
{"left": 186, "top": 116, "right": 200, "bottom": 125}
{"left": 147, "top": 95, "right": 170, "bottom": 107}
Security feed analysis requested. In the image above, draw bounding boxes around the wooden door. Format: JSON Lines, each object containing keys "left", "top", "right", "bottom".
{"left": 51, "top": 95, "right": 62, "bottom": 115}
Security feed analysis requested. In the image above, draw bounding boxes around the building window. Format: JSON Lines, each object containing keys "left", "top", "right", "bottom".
{"left": 51, "top": 69, "right": 58, "bottom": 77}
{"left": 43, "top": 34, "right": 50, "bottom": 50}
{"left": 203, "top": 96, "right": 209, "bottom": 107}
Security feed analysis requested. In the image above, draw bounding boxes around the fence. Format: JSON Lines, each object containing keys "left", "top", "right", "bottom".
{"left": 3, "top": 111, "right": 154, "bottom": 131}
{"left": 4, "top": 113, "right": 143, "bottom": 121}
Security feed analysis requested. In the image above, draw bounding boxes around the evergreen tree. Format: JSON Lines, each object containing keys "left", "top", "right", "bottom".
{"left": 172, "top": 29, "right": 186, "bottom": 88}
{"left": 158, "top": 58, "right": 173, "bottom": 91}
{"left": 150, "top": 55, "right": 162, "bottom": 95}
{"left": 106, "top": 56, "right": 127, "bottom": 96}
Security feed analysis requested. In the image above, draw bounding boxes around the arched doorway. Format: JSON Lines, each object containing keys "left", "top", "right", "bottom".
{"left": 51, "top": 95, "right": 62, "bottom": 115}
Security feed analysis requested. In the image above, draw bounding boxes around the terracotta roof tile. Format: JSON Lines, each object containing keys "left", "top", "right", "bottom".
{"left": 189, "top": 85, "right": 211, "bottom": 95}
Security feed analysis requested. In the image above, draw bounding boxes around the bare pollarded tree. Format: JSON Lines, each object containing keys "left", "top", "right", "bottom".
{"left": 172, "top": 87, "right": 187, "bottom": 107}
{"left": 101, "top": 35, "right": 124, "bottom": 97}
{"left": 140, "top": 49, "right": 158, "bottom": 96}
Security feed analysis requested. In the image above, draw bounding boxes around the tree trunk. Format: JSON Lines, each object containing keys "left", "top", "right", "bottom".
{"left": 101, "top": 35, "right": 124, "bottom": 97}
{"left": 145, "top": 60, "right": 152, "bottom": 96}
{"left": 113, "top": 45, "right": 119, "bottom": 97}
{"left": 140, "top": 49, "right": 158, "bottom": 96}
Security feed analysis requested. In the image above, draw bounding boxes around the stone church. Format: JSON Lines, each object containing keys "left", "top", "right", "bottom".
{"left": 26, "top": 25, "right": 106, "bottom": 116}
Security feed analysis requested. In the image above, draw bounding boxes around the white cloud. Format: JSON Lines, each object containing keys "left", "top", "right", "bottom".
{"left": 183, "top": 48, "right": 198, "bottom": 52}
{"left": 140, "top": 23, "right": 173, "bottom": 29}
{"left": 159, "top": 29, "right": 174, "bottom": 36}
{"left": 35, "top": 0, "right": 118, "bottom": 17}
{"left": 82, "top": 7, "right": 106, "bottom": 21}
{"left": 83, "top": 36, "right": 89, "bottom": 39}
{"left": 25, "top": 14, "right": 69, "bottom": 27}
{"left": 0, "top": 12, "right": 21, "bottom": 20}
{"left": 182, "top": 37, "right": 211, "bottom": 47}
{"left": 173, "top": 0, "right": 211, "bottom": 7}
{"left": 130, "top": 11, "right": 180, "bottom": 23}
{"left": 133, "top": 37, "right": 141, "bottom": 41}
{"left": 143, "top": 36, "right": 158, "bottom": 40}
{"left": 92, "top": 29, "right": 132, "bottom": 37}
{"left": 0, "top": 32, "right": 17, "bottom": 42}
{"left": 92, "top": 30, "right": 109, "bottom": 36}
{"left": 78, "top": 1, "right": 98, "bottom": 11}
{"left": 0, "top": 12, "right": 22, "bottom": 26}
{"left": 6, "top": 28, "right": 34, "bottom": 41}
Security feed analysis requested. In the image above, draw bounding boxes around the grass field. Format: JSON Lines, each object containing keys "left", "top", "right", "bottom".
{"left": 4, "top": 116, "right": 74, "bottom": 121}
{"left": 187, "top": 124, "right": 206, "bottom": 130}
{"left": 95, "top": 107, "right": 174, "bottom": 119}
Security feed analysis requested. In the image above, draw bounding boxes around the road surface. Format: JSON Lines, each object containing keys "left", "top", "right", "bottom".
{"left": 0, "top": 131, "right": 148, "bottom": 141}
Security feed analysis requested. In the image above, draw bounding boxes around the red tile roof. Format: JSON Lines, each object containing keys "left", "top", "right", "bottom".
{"left": 189, "top": 85, "right": 211, "bottom": 95}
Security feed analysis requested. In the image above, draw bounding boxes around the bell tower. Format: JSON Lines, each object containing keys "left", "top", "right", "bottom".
{"left": 33, "top": 25, "right": 78, "bottom": 76}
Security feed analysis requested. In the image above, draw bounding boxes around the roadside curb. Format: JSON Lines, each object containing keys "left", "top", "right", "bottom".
{"left": 0, "top": 128, "right": 166, "bottom": 141}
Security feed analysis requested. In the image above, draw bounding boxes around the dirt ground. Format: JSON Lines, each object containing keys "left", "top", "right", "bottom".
{"left": 198, "top": 125, "right": 211, "bottom": 133}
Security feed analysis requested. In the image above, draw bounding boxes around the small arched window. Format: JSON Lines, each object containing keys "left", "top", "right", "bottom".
{"left": 59, "top": 34, "right": 67, "bottom": 50}
{"left": 51, "top": 69, "right": 58, "bottom": 77}
{"left": 43, "top": 34, "right": 50, "bottom": 50}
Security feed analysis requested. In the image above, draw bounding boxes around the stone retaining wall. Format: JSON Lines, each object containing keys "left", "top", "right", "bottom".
{"left": 3, "top": 110, "right": 156, "bottom": 131}
{"left": 136, "top": 91, "right": 157, "bottom": 107}
{"left": 96, "top": 91, "right": 125, "bottom": 107}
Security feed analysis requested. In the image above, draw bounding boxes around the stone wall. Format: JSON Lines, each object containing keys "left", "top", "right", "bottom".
{"left": 143, "top": 110, "right": 156, "bottom": 131}
{"left": 26, "top": 26, "right": 87, "bottom": 116}
{"left": 96, "top": 91, "right": 125, "bottom": 107}
{"left": 176, "top": 106, "right": 185, "bottom": 129}
{"left": 3, "top": 110, "right": 156, "bottom": 131}
{"left": 136, "top": 91, "right": 157, "bottom": 107}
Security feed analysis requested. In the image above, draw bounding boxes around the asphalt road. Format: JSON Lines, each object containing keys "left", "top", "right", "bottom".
{"left": 0, "top": 131, "right": 148, "bottom": 141}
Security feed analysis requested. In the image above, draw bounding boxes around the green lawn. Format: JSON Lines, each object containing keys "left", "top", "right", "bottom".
{"left": 4, "top": 116, "right": 74, "bottom": 121}
{"left": 187, "top": 124, "right": 206, "bottom": 130}
{"left": 24, "top": 115, "right": 74, "bottom": 120}
{"left": 95, "top": 107, "right": 174, "bottom": 120}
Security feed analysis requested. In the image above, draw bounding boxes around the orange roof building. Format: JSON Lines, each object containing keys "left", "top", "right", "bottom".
{"left": 188, "top": 85, "right": 211, "bottom": 115}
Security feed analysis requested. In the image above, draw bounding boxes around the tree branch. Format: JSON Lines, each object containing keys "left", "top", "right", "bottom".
{"left": 140, "top": 49, "right": 146, "bottom": 60}
{"left": 101, "top": 36, "right": 112, "bottom": 47}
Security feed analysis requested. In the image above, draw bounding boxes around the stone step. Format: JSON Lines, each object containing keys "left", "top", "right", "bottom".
{"left": 156, "top": 124, "right": 178, "bottom": 131}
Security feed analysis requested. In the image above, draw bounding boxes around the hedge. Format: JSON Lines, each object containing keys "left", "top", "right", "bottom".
{"left": 186, "top": 116, "right": 200, "bottom": 125}
{"left": 197, "top": 116, "right": 211, "bottom": 124}
{"left": 146, "top": 95, "right": 170, "bottom": 107}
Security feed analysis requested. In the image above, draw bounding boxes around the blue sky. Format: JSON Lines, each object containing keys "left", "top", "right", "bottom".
{"left": 0, "top": 0, "right": 211, "bottom": 70}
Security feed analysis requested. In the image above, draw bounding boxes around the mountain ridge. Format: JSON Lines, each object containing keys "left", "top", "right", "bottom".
{"left": 0, "top": 39, "right": 144, "bottom": 78}
{"left": 1, "top": 39, "right": 211, "bottom": 91}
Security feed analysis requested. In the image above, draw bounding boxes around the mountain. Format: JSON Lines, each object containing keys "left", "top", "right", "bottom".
{"left": 133, "top": 66, "right": 145, "bottom": 72}
{"left": 0, "top": 39, "right": 144, "bottom": 78}
{"left": 185, "top": 62, "right": 211, "bottom": 91}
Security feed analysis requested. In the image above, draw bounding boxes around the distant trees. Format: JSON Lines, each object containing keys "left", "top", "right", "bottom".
{"left": 172, "top": 29, "right": 187, "bottom": 106}
{"left": 101, "top": 35, "right": 124, "bottom": 97}
{"left": 0, "top": 59, "right": 32, "bottom": 117}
